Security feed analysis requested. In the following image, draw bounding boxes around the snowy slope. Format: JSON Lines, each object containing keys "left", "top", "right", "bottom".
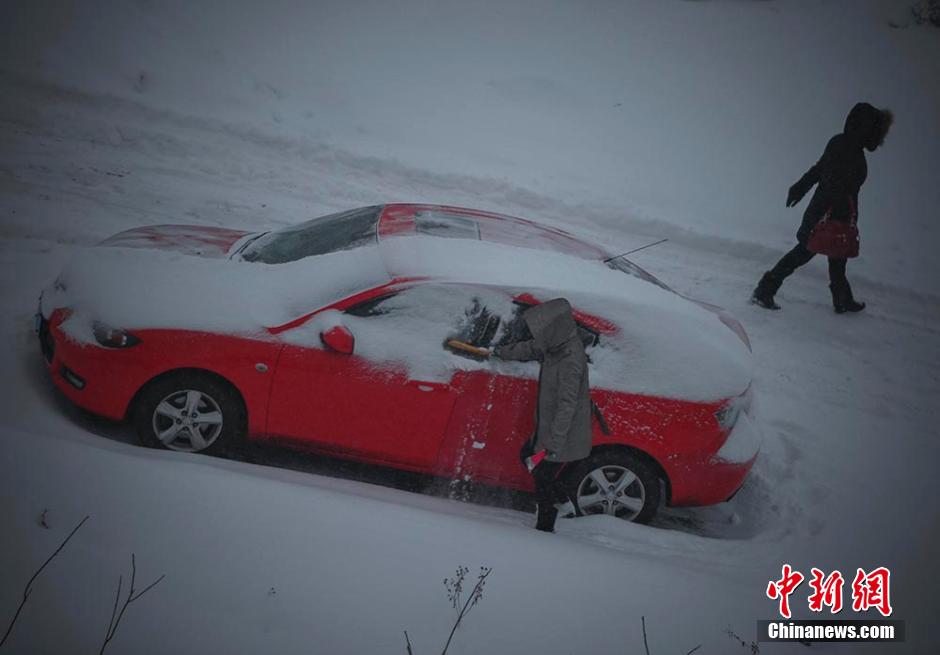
{"left": 1, "top": 1, "right": 939, "bottom": 653}
{"left": 2, "top": 0, "right": 938, "bottom": 293}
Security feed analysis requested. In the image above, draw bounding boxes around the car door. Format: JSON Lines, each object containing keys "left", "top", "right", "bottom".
{"left": 433, "top": 296, "right": 536, "bottom": 488}
{"left": 441, "top": 298, "right": 604, "bottom": 489}
{"left": 265, "top": 286, "right": 464, "bottom": 470}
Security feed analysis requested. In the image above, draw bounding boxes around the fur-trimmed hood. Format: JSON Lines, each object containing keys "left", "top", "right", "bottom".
{"left": 845, "top": 102, "right": 893, "bottom": 152}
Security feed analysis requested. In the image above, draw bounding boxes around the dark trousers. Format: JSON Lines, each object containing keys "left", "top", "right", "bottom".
{"left": 769, "top": 243, "right": 848, "bottom": 287}
{"left": 532, "top": 461, "right": 567, "bottom": 507}
{"left": 532, "top": 461, "right": 568, "bottom": 531}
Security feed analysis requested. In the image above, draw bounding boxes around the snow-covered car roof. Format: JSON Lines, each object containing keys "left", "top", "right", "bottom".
{"left": 91, "top": 204, "right": 662, "bottom": 300}
{"left": 375, "top": 205, "right": 672, "bottom": 291}
{"left": 377, "top": 203, "right": 609, "bottom": 260}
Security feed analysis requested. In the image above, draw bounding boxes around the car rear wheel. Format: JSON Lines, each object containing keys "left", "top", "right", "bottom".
{"left": 134, "top": 372, "right": 245, "bottom": 455}
{"left": 563, "top": 451, "right": 662, "bottom": 524}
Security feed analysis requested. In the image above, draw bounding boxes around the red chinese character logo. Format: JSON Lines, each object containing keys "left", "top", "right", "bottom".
{"left": 807, "top": 568, "right": 845, "bottom": 614}
{"left": 851, "top": 567, "right": 892, "bottom": 616}
{"left": 766, "top": 564, "right": 804, "bottom": 618}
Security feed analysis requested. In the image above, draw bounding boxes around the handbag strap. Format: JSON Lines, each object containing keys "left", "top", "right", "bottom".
{"left": 819, "top": 196, "right": 857, "bottom": 226}
{"left": 591, "top": 400, "right": 611, "bottom": 435}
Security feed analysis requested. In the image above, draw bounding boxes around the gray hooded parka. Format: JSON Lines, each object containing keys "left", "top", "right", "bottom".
{"left": 495, "top": 298, "right": 592, "bottom": 463}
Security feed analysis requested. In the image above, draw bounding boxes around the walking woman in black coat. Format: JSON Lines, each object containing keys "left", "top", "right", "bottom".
{"left": 752, "top": 102, "right": 893, "bottom": 313}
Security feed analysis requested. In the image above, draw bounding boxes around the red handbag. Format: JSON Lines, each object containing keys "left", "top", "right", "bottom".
{"left": 807, "top": 199, "right": 859, "bottom": 259}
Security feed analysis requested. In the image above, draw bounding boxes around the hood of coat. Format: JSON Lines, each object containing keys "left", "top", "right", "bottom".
{"left": 844, "top": 102, "right": 893, "bottom": 152}
{"left": 523, "top": 298, "right": 578, "bottom": 353}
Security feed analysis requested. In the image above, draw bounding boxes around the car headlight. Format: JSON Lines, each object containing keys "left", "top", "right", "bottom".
{"left": 92, "top": 321, "right": 141, "bottom": 348}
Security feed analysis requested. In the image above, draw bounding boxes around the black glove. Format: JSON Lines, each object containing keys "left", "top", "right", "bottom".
{"left": 786, "top": 184, "right": 803, "bottom": 208}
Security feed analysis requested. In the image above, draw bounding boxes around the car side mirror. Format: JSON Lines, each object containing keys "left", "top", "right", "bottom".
{"left": 320, "top": 325, "right": 355, "bottom": 355}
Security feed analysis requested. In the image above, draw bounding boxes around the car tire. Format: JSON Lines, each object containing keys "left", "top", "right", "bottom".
{"left": 134, "top": 372, "right": 246, "bottom": 456}
{"left": 561, "top": 450, "right": 662, "bottom": 524}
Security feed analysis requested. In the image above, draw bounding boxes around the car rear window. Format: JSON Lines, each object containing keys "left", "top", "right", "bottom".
{"left": 241, "top": 206, "right": 381, "bottom": 264}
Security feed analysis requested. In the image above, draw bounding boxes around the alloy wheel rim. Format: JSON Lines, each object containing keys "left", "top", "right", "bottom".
{"left": 151, "top": 389, "right": 223, "bottom": 453}
{"left": 576, "top": 464, "right": 646, "bottom": 521}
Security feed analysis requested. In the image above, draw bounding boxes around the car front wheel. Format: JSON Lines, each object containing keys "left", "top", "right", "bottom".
{"left": 563, "top": 451, "right": 662, "bottom": 524}
{"left": 134, "top": 373, "right": 245, "bottom": 455}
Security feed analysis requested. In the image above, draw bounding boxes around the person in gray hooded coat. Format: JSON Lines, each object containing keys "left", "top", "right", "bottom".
{"left": 493, "top": 298, "right": 592, "bottom": 532}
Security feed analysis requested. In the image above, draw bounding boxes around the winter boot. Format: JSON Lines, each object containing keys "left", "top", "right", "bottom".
{"left": 830, "top": 282, "right": 866, "bottom": 314}
{"left": 751, "top": 271, "right": 782, "bottom": 310}
{"left": 535, "top": 503, "right": 558, "bottom": 532}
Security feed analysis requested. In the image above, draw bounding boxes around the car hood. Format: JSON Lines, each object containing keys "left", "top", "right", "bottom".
{"left": 98, "top": 225, "right": 252, "bottom": 258}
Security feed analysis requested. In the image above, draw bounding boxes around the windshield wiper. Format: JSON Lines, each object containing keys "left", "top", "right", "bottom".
{"left": 231, "top": 231, "right": 269, "bottom": 259}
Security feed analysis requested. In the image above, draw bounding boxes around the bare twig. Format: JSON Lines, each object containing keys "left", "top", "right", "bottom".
{"left": 104, "top": 575, "right": 123, "bottom": 646}
{"left": 404, "top": 566, "right": 492, "bottom": 654}
{"left": 441, "top": 567, "right": 491, "bottom": 655}
{"left": 636, "top": 615, "right": 700, "bottom": 655}
{"left": 725, "top": 627, "right": 760, "bottom": 654}
{"left": 1, "top": 515, "right": 89, "bottom": 649}
{"left": 98, "top": 554, "right": 165, "bottom": 655}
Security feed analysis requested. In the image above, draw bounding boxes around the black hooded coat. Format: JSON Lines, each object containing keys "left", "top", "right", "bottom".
{"left": 789, "top": 102, "right": 891, "bottom": 245}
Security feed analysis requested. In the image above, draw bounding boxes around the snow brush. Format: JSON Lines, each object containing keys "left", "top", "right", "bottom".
{"left": 445, "top": 339, "right": 490, "bottom": 360}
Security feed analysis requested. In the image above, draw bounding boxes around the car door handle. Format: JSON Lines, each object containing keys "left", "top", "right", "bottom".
{"left": 408, "top": 380, "right": 448, "bottom": 392}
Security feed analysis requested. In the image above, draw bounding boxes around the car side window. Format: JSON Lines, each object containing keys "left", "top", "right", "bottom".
{"left": 452, "top": 297, "right": 502, "bottom": 348}
{"left": 415, "top": 211, "right": 482, "bottom": 240}
{"left": 336, "top": 286, "right": 518, "bottom": 379}
{"left": 344, "top": 293, "right": 398, "bottom": 317}
{"left": 346, "top": 289, "right": 506, "bottom": 337}
{"left": 343, "top": 287, "right": 513, "bottom": 362}
{"left": 495, "top": 303, "right": 532, "bottom": 347}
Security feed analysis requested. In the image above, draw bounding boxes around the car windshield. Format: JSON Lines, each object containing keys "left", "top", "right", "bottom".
{"left": 241, "top": 206, "right": 381, "bottom": 264}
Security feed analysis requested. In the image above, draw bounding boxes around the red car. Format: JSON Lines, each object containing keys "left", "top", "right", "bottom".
{"left": 37, "top": 204, "right": 760, "bottom": 523}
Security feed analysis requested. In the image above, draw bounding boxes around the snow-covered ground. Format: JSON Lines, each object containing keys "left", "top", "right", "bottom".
{"left": 2, "top": 1, "right": 939, "bottom": 653}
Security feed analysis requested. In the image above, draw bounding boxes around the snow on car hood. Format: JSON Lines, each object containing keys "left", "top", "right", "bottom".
{"left": 380, "top": 235, "right": 753, "bottom": 401}
{"left": 45, "top": 243, "right": 390, "bottom": 339}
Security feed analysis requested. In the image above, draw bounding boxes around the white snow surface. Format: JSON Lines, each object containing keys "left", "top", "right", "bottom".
{"left": 382, "top": 235, "right": 753, "bottom": 400}
{"left": 3, "top": 0, "right": 938, "bottom": 293}
{"left": 1, "top": 1, "right": 939, "bottom": 654}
